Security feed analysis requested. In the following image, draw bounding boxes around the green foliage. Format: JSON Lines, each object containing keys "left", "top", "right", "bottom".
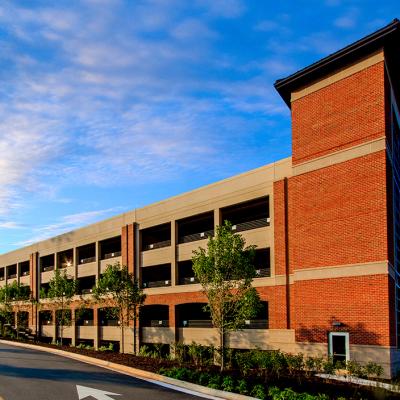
{"left": 236, "top": 379, "right": 248, "bottom": 395}
{"left": 187, "top": 342, "right": 213, "bottom": 367}
{"left": 364, "top": 361, "right": 384, "bottom": 378}
{"left": 0, "top": 281, "right": 31, "bottom": 303}
{"left": 159, "top": 367, "right": 192, "bottom": 381}
{"left": 138, "top": 344, "right": 166, "bottom": 359}
{"left": 198, "top": 372, "right": 211, "bottom": 386}
{"left": 56, "top": 309, "right": 72, "bottom": 326}
{"left": 345, "top": 360, "right": 384, "bottom": 379}
{"left": 93, "top": 262, "right": 146, "bottom": 353}
{"left": 322, "top": 357, "right": 335, "bottom": 375}
{"left": 192, "top": 221, "right": 261, "bottom": 370}
{"left": 76, "top": 343, "right": 94, "bottom": 350}
{"left": 207, "top": 374, "right": 221, "bottom": 390}
{"left": 268, "top": 387, "right": 329, "bottom": 400}
{"left": 221, "top": 375, "right": 235, "bottom": 392}
{"left": 46, "top": 269, "right": 78, "bottom": 345}
{"left": 251, "top": 384, "right": 267, "bottom": 399}
{"left": 235, "top": 351, "right": 254, "bottom": 376}
{"left": 39, "top": 287, "right": 48, "bottom": 299}
{"left": 286, "top": 353, "right": 304, "bottom": 376}
{"left": 98, "top": 343, "right": 115, "bottom": 352}
{"left": 305, "top": 356, "right": 324, "bottom": 375}
{"left": 171, "top": 342, "right": 187, "bottom": 363}
{"left": 48, "top": 269, "right": 77, "bottom": 300}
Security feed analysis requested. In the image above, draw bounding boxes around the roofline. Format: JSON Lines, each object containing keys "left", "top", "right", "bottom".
{"left": 274, "top": 18, "right": 400, "bottom": 107}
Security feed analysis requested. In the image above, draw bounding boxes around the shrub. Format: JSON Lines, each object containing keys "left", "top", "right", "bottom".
{"left": 207, "top": 374, "right": 220, "bottom": 390}
{"left": 322, "top": 357, "right": 335, "bottom": 375}
{"left": 268, "top": 387, "right": 329, "bottom": 400}
{"left": 235, "top": 351, "right": 254, "bottom": 376}
{"left": 236, "top": 379, "right": 248, "bottom": 395}
{"left": 160, "top": 367, "right": 192, "bottom": 381}
{"left": 187, "top": 342, "right": 213, "bottom": 367}
{"left": 171, "top": 342, "right": 187, "bottom": 363}
{"left": 286, "top": 353, "right": 304, "bottom": 376}
{"left": 138, "top": 345, "right": 151, "bottom": 357}
{"left": 305, "top": 356, "right": 324, "bottom": 375}
{"left": 222, "top": 375, "right": 235, "bottom": 392}
{"left": 251, "top": 384, "right": 267, "bottom": 399}
{"left": 198, "top": 372, "right": 211, "bottom": 386}
{"left": 364, "top": 361, "right": 384, "bottom": 378}
{"left": 346, "top": 360, "right": 365, "bottom": 378}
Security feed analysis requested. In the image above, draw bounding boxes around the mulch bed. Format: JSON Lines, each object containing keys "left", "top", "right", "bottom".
{"left": 3, "top": 338, "right": 400, "bottom": 399}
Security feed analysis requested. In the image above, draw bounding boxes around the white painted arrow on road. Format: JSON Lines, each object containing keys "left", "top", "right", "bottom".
{"left": 76, "top": 385, "right": 121, "bottom": 400}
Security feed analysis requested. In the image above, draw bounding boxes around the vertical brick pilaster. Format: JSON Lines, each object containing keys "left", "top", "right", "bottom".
{"left": 52, "top": 310, "right": 57, "bottom": 342}
{"left": 169, "top": 304, "right": 178, "bottom": 343}
{"left": 93, "top": 306, "right": 99, "bottom": 350}
{"left": 122, "top": 223, "right": 135, "bottom": 276}
{"left": 71, "top": 307, "right": 76, "bottom": 347}
{"left": 29, "top": 252, "right": 38, "bottom": 300}
{"left": 171, "top": 221, "right": 177, "bottom": 286}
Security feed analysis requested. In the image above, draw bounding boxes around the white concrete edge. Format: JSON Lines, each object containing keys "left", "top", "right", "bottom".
{"left": 316, "top": 373, "right": 400, "bottom": 393}
{"left": 0, "top": 340, "right": 258, "bottom": 400}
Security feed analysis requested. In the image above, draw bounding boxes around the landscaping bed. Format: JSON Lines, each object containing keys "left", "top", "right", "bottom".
{"left": 2, "top": 337, "right": 400, "bottom": 399}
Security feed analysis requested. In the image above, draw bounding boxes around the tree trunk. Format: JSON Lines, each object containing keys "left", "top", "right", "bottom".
{"left": 120, "top": 310, "right": 125, "bottom": 354}
{"left": 60, "top": 298, "right": 64, "bottom": 346}
{"left": 133, "top": 310, "right": 137, "bottom": 355}
{"left": 60, "top": 309, "right": 64, "bottom": 346}
{"left": 16, "top": 311, "right": 19, "bottom": 340}
{"left": 220, "top": 327, "right": 225, "bottom": 372}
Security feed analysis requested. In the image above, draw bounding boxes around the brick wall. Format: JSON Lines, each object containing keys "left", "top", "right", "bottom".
{"left": 293, "top": 275, "right": 392, "bottom": 346}
{"left": 288, "top": 150, "right": 388, "bottom": 269}
{"left": 273, "top": 180, "right": 287, "bottom": 276}
{"left": 291, "top": 61, "right": 385, "bottom": 165}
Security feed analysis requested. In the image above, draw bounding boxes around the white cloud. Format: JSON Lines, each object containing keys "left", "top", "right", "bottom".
{"left": 0, "top": 0, "right": 287, "bottom": 252}
{"left": 198, "top": 0, "right": 245, "bottom": 18}
{"left": 334, "top": 8, "right": 359, "bottom": 29}
{"left": 0, "top": 221, "right": 22, "bottom": 229}
{"left": 17, "top": 207, "right": 124, "bottom": 246}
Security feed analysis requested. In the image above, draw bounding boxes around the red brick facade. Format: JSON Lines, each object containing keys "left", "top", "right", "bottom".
{"left": 291, "top": 61, "right": 386, "bottom": 165}
{"left": 288, "top": 150, "right": 388, "bottom": 270}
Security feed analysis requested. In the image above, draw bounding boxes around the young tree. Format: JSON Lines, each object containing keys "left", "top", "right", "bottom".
{"left": 47, "top": 269, "right": 78, "bottom": 346}
{"left": 93, "top": 262, "right": 146, "bottom": 354}
{"left": 192, "top": 221, "right": 262, "bottom": 371}
{"left": 0, "top": 282, "right": 31, "bottom": 339}
{"left": 0, "top": 283, "right": 13, "bottom": 336}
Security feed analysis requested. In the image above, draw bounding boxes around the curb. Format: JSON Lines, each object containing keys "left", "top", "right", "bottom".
{"left": 0, "top": 340, "right": 258, "bottom": 400}
{"left": 316, "top": 373, "right": 400, "bottom": 394}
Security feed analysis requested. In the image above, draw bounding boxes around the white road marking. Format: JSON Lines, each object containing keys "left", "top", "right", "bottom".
{"left": 76, "top": 385, "right": 121, "bottom": 400}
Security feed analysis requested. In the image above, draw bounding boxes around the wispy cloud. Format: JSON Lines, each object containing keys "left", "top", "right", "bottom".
{"left": 0, "top": 221, "right": 23, "bottom": 229}
{"left": 334, "top": 8, "right": 359, "bottom": 29}
{"left": 17, "top": 207, "right": 125, "bottom": 246}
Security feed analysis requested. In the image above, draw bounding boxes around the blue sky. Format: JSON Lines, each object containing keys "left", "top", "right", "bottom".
{"left": 0, "top": 0, "right": 399, "bottom": 254}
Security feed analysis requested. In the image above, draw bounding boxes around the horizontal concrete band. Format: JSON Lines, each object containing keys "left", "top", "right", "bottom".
{"left": 291, "top": 50, "right": 384, "bottom": 102}
{"left": 292, "top": 137, "right": 386, "bottom": 176}
{"left": 0, "top": 340, "right": 257, "bottom": 400}
{"left": 292, "top": 260, "right": 390, "bottom": 282}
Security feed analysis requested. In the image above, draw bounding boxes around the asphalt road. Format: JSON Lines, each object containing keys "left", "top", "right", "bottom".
{"left": 0, "top": 343, "right": 205, "bottom": 400}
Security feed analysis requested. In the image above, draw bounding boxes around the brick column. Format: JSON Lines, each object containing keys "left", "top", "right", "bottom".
{"left": 52, "top": 310, "right": 57, "bottom": 343}
{"left": 96, "top": 241, "right": 100, "bottom": 281}
{"left": 71, "top": 307, "right": 76, "bottom": 346}
{"left": 93, "top": 306, "right": 99, "bottom": 350}
{"left": 29, "top": 252, "right": 39, "bottom": 333}
{"left": 171, "top": 221, "right": 177, "bottom": 286}
{"left": 72, "top": 248, "right": 77, "bottom": 279}
{"left": 169, "top": 304, "right": 178, "bottom": 341}
{"left": 214, "top": 208, "right": 221, "bottom": 229}
{"left": 122, "top": 223, "right": 135, "bottom": 276}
